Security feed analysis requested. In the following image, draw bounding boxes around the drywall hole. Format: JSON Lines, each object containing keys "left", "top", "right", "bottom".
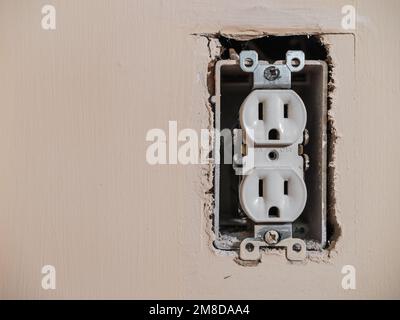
{"left": 210, "top": 34, "right": 338, "bottom": 261}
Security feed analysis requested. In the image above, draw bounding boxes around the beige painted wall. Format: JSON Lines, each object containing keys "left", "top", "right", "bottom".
{"left": 0, "top": 0, "right": 399, "bottom": 299}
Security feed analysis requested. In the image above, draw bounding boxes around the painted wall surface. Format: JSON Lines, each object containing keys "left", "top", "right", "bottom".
{"left": 0, "top": 0, "right": 399, "bottom": 299}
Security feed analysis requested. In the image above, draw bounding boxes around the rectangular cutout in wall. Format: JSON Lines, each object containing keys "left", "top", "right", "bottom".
{"left": 211, "top": 35, "right": 336, "bottom": 261}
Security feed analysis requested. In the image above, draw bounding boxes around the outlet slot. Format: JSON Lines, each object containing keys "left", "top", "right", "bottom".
{"left": 268, "top": 129, "right": 280, "bottom": 140}
{"left": 268, "top": 206, "right": 280, "bottom": 218}
{"left": 284, "top": 180, "right": 288, "bottom": 195}
{"left": 284, "top": 103, "right": 289, "bottom": 118}
{"left": 258, "top": 179, "right": 264, "bottom": 197}
{"left": 258, "top": 102, "right": 263, "bottom": 120}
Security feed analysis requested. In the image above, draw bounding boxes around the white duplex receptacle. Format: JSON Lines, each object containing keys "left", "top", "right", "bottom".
{"left": 239, "top": 89, "right": 307, "bottom": 224}
{"left": 236, "top": 50, "right": 308, "bottom": 261}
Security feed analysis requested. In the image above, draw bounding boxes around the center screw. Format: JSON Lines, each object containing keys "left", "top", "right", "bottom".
{"left": 264, "top": 230, "right": 280, "bottom": 245}
{"left": 264, "top": 66, "right": 280, "bottom": 81}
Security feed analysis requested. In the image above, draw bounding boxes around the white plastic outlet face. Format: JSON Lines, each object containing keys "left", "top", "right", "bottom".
{"left": 240, "top": 90, "right": 306, "bottom": 146}
{"left": 239, "top": 168, "right": 307, "bottom": 223}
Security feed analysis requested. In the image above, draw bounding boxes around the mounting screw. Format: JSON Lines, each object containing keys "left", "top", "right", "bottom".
{"left": 264, "top": 230, "right": 280, "bottom": 245}
{"left": 302, "top": 153, "right": 310, "bottom": 171}
{"left": 292, "top": 243, "right": 302, "bottom": 252}
{"left": 303, "top": 129, "right": 310, "bottom": 145}
{"left": 245, "top": 243, "right": 255, "bottom": 252}
{"left": 264, "top": 66, "right": 280, "bottom": 81}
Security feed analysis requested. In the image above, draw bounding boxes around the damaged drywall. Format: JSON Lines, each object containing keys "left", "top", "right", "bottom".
{"left": 199, "top": 32, "right": 342, "bottom": 264}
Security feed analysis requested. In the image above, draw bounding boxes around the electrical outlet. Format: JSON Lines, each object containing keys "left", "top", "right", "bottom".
{"left": 240, "top": 168, "right": 307, "bottom": 223}
{"left": 240, "top": 89, "right": 307, "bottom": 146}
{"left": 212, "top": 36, "right": 329, "bottom": 262}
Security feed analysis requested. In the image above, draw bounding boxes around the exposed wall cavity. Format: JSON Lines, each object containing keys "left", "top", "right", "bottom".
{"left": 203, "top": 33, "right": 341, "bottom": 263}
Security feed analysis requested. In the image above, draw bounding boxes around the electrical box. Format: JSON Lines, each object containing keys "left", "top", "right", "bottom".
{"left": 213, "top": 40, "right": 328, "bottom": 262}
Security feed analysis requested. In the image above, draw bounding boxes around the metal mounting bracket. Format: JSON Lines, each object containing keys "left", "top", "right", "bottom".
{"left": 239, "top": 50, "right": 305, "bottom": 89}
{"left": 239, "top": 237, "right": 307, "bottom": 262}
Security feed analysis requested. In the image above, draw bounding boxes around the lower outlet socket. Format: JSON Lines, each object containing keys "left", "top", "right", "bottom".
{"left": 239, "top": 168, "right": 307, "bottom": 223}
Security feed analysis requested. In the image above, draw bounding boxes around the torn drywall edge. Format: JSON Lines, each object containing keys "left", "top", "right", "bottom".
{"left": 319, "top": 34, "right": 342, "bottom": 259}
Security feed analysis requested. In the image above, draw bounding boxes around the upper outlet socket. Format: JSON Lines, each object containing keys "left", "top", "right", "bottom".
{"left": 240, "top": 89, "right": 306, "bottom": 146}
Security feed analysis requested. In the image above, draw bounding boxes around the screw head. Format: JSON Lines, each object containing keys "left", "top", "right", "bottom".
{"left": 264, "top": 230, "right": 280, "bottom": 245}
{"left": 303, "top": 129, "right": 310, "bottom": 145}
{"left": 264, "top": 66, "right": 280, "bottom": 81}
{"left": 245, "top": 243, "right": 255, "bottom": 252}
{"left": 292, "top": 243, "right": 302, "bottom": 252}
